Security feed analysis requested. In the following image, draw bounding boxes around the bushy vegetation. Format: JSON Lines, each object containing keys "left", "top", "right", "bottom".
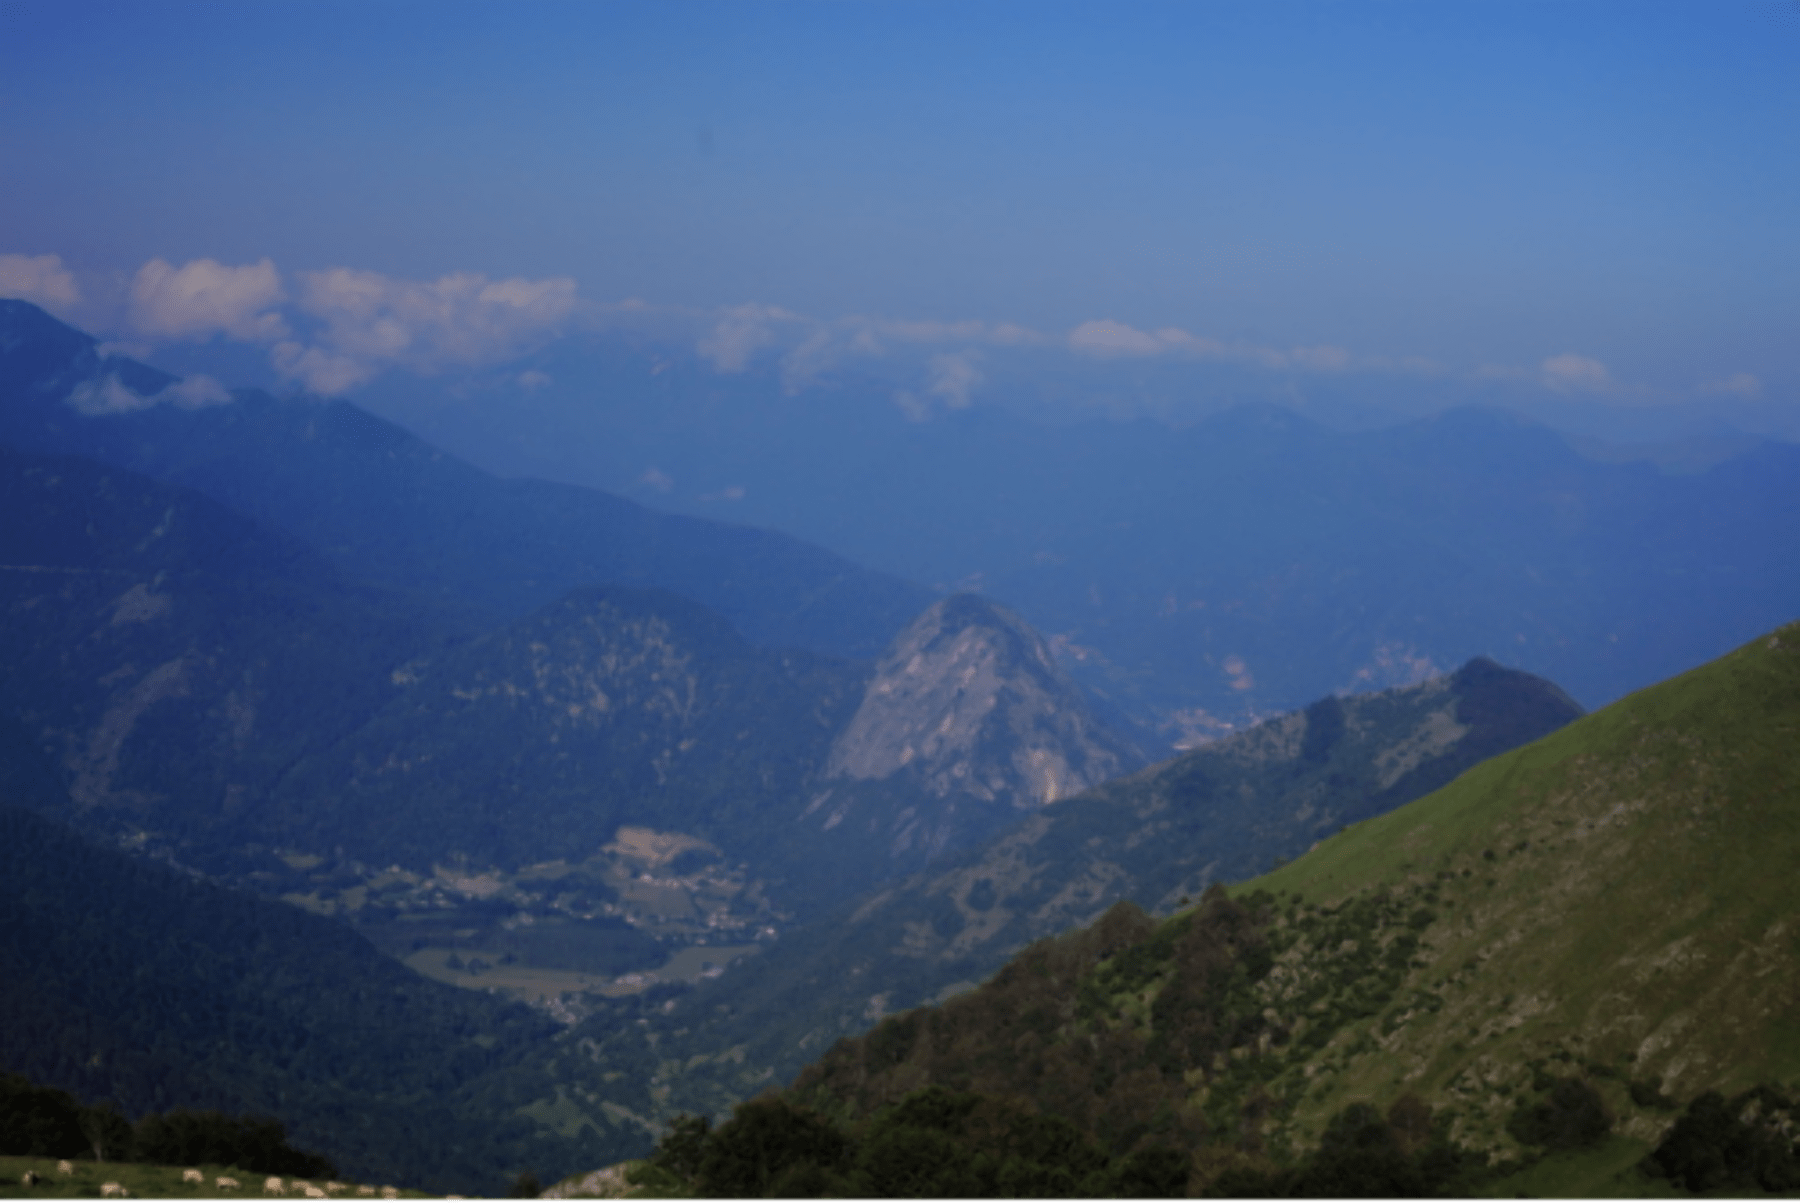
{"left": 1641, "top": 1085, "right": 1800, "bottom": 1194}
{"left": 638, "top": 1086, "right": 1189, "bottom": 1198}
{"left": 0, "top": 1072, "right": 334, "bottom": 1176}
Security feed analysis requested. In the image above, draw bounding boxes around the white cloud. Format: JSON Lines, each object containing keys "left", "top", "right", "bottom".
{"left": 270, "top": 342, "right": 376, "bottom": 395}
{"left": 893, "top": 389, "right": 932, "bottom": 422}
{"left": 698, "top": 485, "right": 746, "bottom": 502}
{"left": 1068, "top": 319, "right": 1166, "bottom": 356}
{"left": 128, "top": 258, "right": 288, "bottom": 342}
{"left": 276, "top": 267, "right": 579, "bottom": 394}
{"left": 685, "top": 306, "right": 1056, "bottom": 392}
{"left": 987, "top": 321, "right": 1048, "bottom": 347}
{"left": 779, "top": 325, "right": 840, "bottom": 393}
{"left": 66, "top": 375, "right": 147, "bottom": 415}
{"left": 95, "top": 340, "right": 155, "bottom": 361}
{"left": 66, "top": 372, "right": 232, "bottom": 415}
{"left": 1539, "top": 352, "right": 1612, "bottom": 394}
{"left": 698, "top": 303, "right": 796, "bottom": 372}
{"left": 1287, "top": 344, "right": 1352, "bottom": 372}
{"left": 0, "top": 253, "right": 82, "bottom": 318}
{"left": 517, "top": 369, "right": 553, "bottom": 391}
{"left": 1071, "top": 321, "right": 1362, "bottom": 375}
{"left": 1701, "top": 371, "right": 1762, "bottom": 399}
{"left": 164, "top": 374, "right": 233, "bottom": 407}
{"left": 638, "top": 466, "right": 674, "bottom": 493}
{"left": 926, "top": 350, "right": 982, "bottom": 410}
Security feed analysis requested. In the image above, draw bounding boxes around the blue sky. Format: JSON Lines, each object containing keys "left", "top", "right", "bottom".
{"left": 2, "top": 0, "right": 1797, "bottom": 423}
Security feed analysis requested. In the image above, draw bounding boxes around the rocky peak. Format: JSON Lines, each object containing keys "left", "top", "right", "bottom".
{"left": 824, "top": 593, "right": 1144, "bottom": 808}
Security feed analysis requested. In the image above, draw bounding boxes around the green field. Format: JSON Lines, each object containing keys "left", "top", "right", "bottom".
{"left": 0, "top": 1157, "right": 434, "bottom": 1200}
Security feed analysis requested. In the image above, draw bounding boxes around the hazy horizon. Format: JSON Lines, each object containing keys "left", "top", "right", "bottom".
{"left": 3, "top": 0, "right": 1797, "bottom": 452}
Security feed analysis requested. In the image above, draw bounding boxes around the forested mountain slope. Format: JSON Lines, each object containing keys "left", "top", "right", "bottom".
{"left": 0, "top": 798, "right": 591, "bottom": 1196}
{"left": 0, "top": 444, "right": 459, "bottom": 864}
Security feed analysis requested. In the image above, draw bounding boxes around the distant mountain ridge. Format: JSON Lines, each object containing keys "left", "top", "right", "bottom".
{"left": 0, "top": 444, "right": 456, "bottom": 851}
{"left": 394, "top": 330, "right": 1800, "bottom": 739}
{"left": 0, "top": 298, "right": 934, "bottom": 660}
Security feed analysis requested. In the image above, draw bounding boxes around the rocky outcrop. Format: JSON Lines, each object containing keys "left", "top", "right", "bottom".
{"left": 826, "top": 593, "right": 1145, "bottom": 807}
{"left": 798, "top": 595, "right": 1147, "bottom": 865}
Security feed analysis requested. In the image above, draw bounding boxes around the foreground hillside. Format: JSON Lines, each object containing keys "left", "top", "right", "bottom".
{"left": 640, "top": 619, "right": 1798, "bottom": 1195}
{"left": 511, "top": 658, "right": 1580, "bottom": 1165}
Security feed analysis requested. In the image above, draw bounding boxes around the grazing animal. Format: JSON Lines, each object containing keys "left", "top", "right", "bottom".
{"left": 381, "top": 1189, "right": 399, "bottom": 1200}
{"left": 20, "top": 1170, "right": 40, "bottom": 1186}
{"left": 217, "top": 1177, "right": 242, "bottom": 1191}
{"left": 304, "top": 1189, "right": 325, "bottom": 1199}
{"left": 184, "top": 1169, "right": 205, "bottom": 1183}
{"left": 56, "top": 1162, "right": 74, "bottom": 1176}
{"left": 264, "top": 1176, "right": 285, "bottom": 1196}
{"left": 325, "top": 1183, "right": 346, "bottom": 1195}
{"left": 357, "top": 1188, "right": 374, "bottom": 1197}
{"left": 101, "top": 1183, "right": 128, "bottom": 1198}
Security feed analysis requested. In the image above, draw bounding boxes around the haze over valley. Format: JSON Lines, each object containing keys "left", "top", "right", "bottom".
{"left": 2, "top": 2, "right": 1797, "bottom": 1196}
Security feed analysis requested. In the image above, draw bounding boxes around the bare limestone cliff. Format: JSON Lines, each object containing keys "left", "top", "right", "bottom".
{"left": 801, "top": 594, "right": 1147, "bottom": 862}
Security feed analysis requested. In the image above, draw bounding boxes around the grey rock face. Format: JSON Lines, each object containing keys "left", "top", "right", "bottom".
{"left": 823, "top": 593, "right": 1146, "bottom": 808}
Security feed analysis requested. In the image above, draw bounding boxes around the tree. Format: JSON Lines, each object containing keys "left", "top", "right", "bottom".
{"left": 651, "top": 1113, "right": 712, "bottom": 1184}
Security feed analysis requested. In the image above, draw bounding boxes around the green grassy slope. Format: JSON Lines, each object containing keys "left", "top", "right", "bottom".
{"left": 776, "top": 620, "right": 1798, "bottom": 1194}
{"left": 1249, "top": 618, "right": 1800, "bottom": 1154}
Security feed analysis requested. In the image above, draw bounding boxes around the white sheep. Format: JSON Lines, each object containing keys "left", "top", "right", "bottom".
{"left": 101, "top": 1184, "right": 128, "bottom": 1198}
{"left": 380, "top": 1188, "right": 398, "bottom": 1200}
{"left": 57, "top": 1162, "right": 75, "bottom": 1177}
{"left": 264, "top": 1176, "right": 285, "bottom": 1196}
{"left": 356, "top": 1188, "right": 374, "bottom": 1197}
{"left": 217, "top": 1177, "right": 242, "bottom": 1192}
{"left": 19, "top": 1170, "right": 40, "bottom": 1186}
{"left": 325, "top": 1183, "right": 345, "bottom": 1195}
{"left": 184, "top": 1169, "right": 205, "bottom": 1184}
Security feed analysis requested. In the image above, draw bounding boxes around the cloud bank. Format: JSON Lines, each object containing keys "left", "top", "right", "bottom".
{"left": 16, "top": 249, "right": 1706, "bottom": 415}
{"left": 67, "top": 372, "right": 232, "bottom": 415}
{"left": 274, "top": 267, "right": 580, "bottom": 394}
{"left": 1068, "top": 318, "right": 1358, "bottom": 374}
{"left": 1539, "top": 352, "right": 1613, "bottom": 394}
{"left": 0, "top": 253, "right": 82, "bottom": 319}
{"left": 128, "top": 258, "right": 288, "bottom": 342}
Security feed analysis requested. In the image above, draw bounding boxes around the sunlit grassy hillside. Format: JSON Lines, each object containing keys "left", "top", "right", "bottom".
{"left": 770, "top": 620, "right": 1799, "bottom": 1195}
{"left": 1249, "top": 618, "right": 1800, "bottom": 1156}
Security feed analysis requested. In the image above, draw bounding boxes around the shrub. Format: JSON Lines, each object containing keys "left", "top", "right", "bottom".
{"left": 1506, "top": 1077, "right": 1611, "bottom": 1151}
{"left": 697, "top": 1097, "right": 850, "bottom": 1197}
{"left": 1643, "top": 1088, "right": 1800, "bottom": 1193}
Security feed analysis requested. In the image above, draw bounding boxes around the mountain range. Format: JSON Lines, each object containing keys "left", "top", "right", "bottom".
{"left": 341, "top": 328, "right": 1800, "bottom": 740}
{"left": 2, "top": 297, "right": 1795, "bottom": 1195}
